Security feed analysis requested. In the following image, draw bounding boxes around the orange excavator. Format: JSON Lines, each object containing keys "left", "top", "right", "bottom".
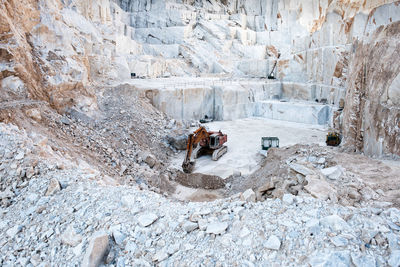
{"left": 182, "top": 126, "right": 228, "bottom": 173}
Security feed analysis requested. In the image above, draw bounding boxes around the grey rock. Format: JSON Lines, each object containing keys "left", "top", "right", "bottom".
{"left": 61, "top": 117, "right": 71, "bottom": 125}
{"left": 304, "top": 175, "right": 336, "bottom": 201}
{"left": 0, "top": 187, "right": 14, "bottom": 199}
{"left": 308, "top": 156, "right": 317, "bottom": 162}
{"left": 264, "top": 235, "right": 281, "bottom": 250}
{"left": 361, "top": 229, "right": 377, "bottom": 244}
{"left": 306, "top": 218, "right": 320, "bottom": 235}
{"left": 388, "top": 250, "right": 400, "bottom": 267}
{"left": 145, "top": 154, "right": 157, "bottom": 168}
{"left": 242, "top": 237, "right": 253, "bottom": 247}
{"left": 167, "top": 134, "right": 187, "bottom": 150}
{"left": 30, "top": 253, "right": 41, "bottom": 266}
{"left": 105, "top": 249, "right": 116, "bottom": 265}
{"left": 112, "top": 230, "right": 126, "bottom": 246}
{"left": 321, "top": 166, "right": 344, "bottom": 180}
{"left": 61, "top": 225, "right": 83, "bottom": 247}
{"left": 387, "top": 233, "right": 400, "bottom": 252}
{"left": 15, "top": 151, "right": 24, "bottom": 160}
{"left": 67, "top": 108, "right": 94, "bottom": 125}
{"left": 166, "top": 119, "right": 176, "bottom": 129}
{"left": 182, "top": 221, "right": 198, "bottom": 233}
{"left": 348, "top": 189, "right": 361, "bottom": 200}
{"left": 45, "top": 178, "right": 61, "bottom": 196}
{"left": 72, "top": 242, "right": 84, "bottom": 256}
{"left": 152, "top": 250, "right": 168, "bottom": 262}
{"left": 330, "top": 236, "right": 349, "bottom": 247}
{"left": 198, "top": 219, "right": 208, "bottom": 231}
{"left": 167, "top": 244, "right": 179, "bottom": 255}
{"left": 351, "top": 253, "right": 376, "bottom": 267}
{"left": 289, "top": 163, "right": 314, "bottom": 176}
{"left": 16, "top": 257, "right": 30, "bottom": 266}
{"left": 242, "top": 260, "right": 256, "bottom": 267}
{"left": 282, "top": 194, "right": 294, "bottom": 205}
{"left": 184, "top": 243, "right": 195, "bottom": 251}
{"left": 26, "top": 167, "right": 35, "bottom": 178}
{"left": 233, "top": 170, "right": 241, "bottom": 177}
{"left": 189, "top": 212, "right": 201, "bottom": 222}
{"left": 360, "top": 187, "right": 377, "bottom": 201}
{"left": 320, "top": 215, "right": 350, "bottom": 232}
{"left": 6, "top": 225, "right": 22, "bottom": 237}
{"left": 239, "top": 227, "right": 251, "bottom": 238}
{"left": 116, "top": 257, "right": 125, "bottom": 267}
{"left": 241, "top": 189, "right": 256, "bottom": 202}
{"left": 310, "top": 251, "right": 351, "bottom": 267}
{"left": 138, "top": 213, "right": 158, "bottom": 227}
{"left": 25, "top": 193, "right": 39, "bottom": 203}
{"left": 206, "top": 222, "right": 228, "bottom": 235}
{"left": 82, "top": 231, "right": 109, "bottom": 267}
{"left": 388, "top": 221, "right": 400, "bottom": 231}
{"left": 125, "top": 241, "right": 138, "bottom": 254}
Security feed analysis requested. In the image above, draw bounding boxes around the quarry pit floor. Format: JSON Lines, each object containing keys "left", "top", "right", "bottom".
{"left": 171, "top": 117, "right": 328, "bottom": 178}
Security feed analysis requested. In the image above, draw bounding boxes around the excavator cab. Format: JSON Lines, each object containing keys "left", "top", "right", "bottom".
{"left": 209, "top": 134, "right": 220, "bottom": 149}
{"left": 261, "top": 137, "right": 279, "bottom": 150}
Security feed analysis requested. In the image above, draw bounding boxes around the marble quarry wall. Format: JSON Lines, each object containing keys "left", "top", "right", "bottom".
{"left": 111, "top": 0, "right": 400, "bottom": 156}
{"left": 109, "top": 0, "right": 400, "bottom": 106}
{"left": 1, "top": 0, "right": 399, "bottom": 156}
{"left": 343, "top": 21, "right": 400, "bottom": 157}
{"left": 139, "top": 81, "right": 331, "bottom": 125}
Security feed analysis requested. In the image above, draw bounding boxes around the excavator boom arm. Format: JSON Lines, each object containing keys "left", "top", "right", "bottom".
{"left": 182, "top": 127, "right": 210, "bottom": 173}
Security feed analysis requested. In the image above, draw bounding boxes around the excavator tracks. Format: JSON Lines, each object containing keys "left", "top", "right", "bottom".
{"left": 212, "top": 145, "right": 227, "bottom": 161}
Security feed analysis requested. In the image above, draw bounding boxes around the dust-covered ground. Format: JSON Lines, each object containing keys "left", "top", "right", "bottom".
{"left": 170, "top": 118, "right": 327, "bottom": 178}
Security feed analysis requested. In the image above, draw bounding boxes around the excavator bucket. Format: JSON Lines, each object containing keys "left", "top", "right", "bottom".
{"left": 182, "top": 161, "right": 195, "bottom": 173}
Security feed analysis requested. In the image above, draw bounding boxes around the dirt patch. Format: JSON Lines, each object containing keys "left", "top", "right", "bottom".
{"left": 187, "top": 189, "right": 223, "bottom": 202}
{"left": 175, "top": 170, "right": 226, "bottom": 190}
{"left": 330, "top": 151, "right": 400, "bottom": 206}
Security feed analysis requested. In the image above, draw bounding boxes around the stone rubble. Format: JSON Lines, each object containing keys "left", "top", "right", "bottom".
{"left": 1, "top": 126, "right": 399, "bottom": 266}
{"left": 233, "top": 144, "right": 398, "bottom": 208}
{"left": 241, "top": 189, "right": 256, "bottom": 202}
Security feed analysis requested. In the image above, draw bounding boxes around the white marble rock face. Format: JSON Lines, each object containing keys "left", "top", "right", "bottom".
{"left": 2, "top": 0, "right": 399, "bottom": 151}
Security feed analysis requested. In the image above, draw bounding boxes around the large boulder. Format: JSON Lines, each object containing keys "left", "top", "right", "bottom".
{"left": 82, "top": 232, "right": 110, "bottom": 267}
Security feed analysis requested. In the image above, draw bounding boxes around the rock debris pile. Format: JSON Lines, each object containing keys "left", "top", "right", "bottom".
{"left": 1, "top": 123, "right": 400, "bottom": 266}
{"left": 0, "top": 123, "right": 71, "bottom": 208}
{"left": 229, "top": 145, "right": 400, "bottom": 208}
